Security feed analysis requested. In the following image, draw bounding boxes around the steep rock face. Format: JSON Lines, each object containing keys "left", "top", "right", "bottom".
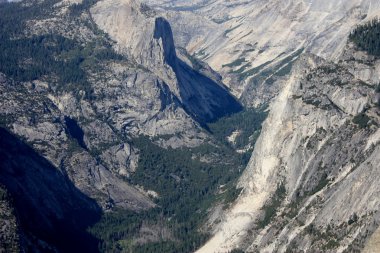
{"left": 198, "top": 45, "right": 380, "bottom": 252}
{"left": 91, "top": 0, "right": 242, "bottom": 123}
{"left": 145, "top": 0, "right": 380, "bottom": 106}
{"left": 0, "top": 0, "right": 245, "bottom": 251}
{"left": 0, "top": 128, "right": 101, "bottom": 252}
{"left": 0, "top": 74, "right": 155, "bottom": 211}
{"left": 85, "top": 66, "right": 205, "bottom": 146}
{"left": 363, "top": 227, "right": 380, "bottom": 253}
{"left": 0, "top": 0, "right": 242, "bottom": 231}
{"left": 153, "top": 17, "right": 177, "bottom": 67}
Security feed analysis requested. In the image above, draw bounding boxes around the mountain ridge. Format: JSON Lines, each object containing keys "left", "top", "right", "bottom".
{"left": 197, "top": 42, "right": 380, "bottom": 253}
{"left": 1, "top": 0, "right": 380, "bottom": 252}
{"left": 0, "top": 0, "right": 247, "bottom": 251}
{"left": 145, "top": 0, "right": 380, "bottom": 106}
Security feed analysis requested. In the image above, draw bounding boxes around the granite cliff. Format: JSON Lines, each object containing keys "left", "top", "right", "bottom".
{"left": 1, "top": 0, "right": 380, "bottom": 252}
{"left": 198, "top": 43, "right": 380, "bottom": 253}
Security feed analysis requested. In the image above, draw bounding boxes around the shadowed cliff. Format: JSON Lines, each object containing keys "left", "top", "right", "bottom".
{"left": 0, "top": 128, "right": 101, "bottom": 252}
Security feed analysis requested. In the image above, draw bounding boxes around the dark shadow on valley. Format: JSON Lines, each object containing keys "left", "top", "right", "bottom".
{"left": 176, "top": 58, "right": 243, "bottom": 123}
{"left": 0, "top": 127, "right": 101, "bottom": 252}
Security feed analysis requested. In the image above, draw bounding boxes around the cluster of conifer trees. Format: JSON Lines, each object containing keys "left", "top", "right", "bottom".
{"left": 89, "top": 136, "right": 249, "bottom": 252}
{"left": 350, "top": 18, "right": 380, "bottom": 56}
{"left": 0, "top": 0, "right": 122, "bottom": 93}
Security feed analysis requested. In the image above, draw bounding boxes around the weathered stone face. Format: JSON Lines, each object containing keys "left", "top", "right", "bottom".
{"left": 197, "top": 45, "right": 380, "bottom": 253}
{"left": 145, "top": 0, "right": 380, "bottom": 106}
{"left": 91, "top": 0, "right": 242, "bottom": 124}
{"left": 2, "top": 0, "right": 380, "bottom": 252}
{"left": 0, "top": 0, "right": 242, "bottom": 235}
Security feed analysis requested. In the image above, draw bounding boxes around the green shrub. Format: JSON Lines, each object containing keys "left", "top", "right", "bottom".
{"left": 230, "top": 249, "right": 245, "bottom": 253}
{"left": 352, "top": 113, "right": 371, "bottom": 129}
{"left": 207, "top": 108, "right": 267, "bottom": 150}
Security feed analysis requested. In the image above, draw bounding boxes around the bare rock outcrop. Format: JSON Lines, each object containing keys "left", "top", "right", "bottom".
{"left": 198, "top": 44, "right": 380, "bottom": 253}
{"left": 145, "top": 0, "right": 380, "bottom": 107}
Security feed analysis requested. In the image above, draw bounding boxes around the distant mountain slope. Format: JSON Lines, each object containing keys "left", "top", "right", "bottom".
{"left": 197, "top": 39, "right": 380, "bottom": 253}
{"left": 144, "top": 0, "right": 380, "bottom": 106}
{"left": 0, "top": 0, "right": 246, "bottom": 251}
{"left": 0, "top": 0, "right": 241, "bottom": 214}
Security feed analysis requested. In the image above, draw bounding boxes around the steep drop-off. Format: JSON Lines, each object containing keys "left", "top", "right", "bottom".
{"left": 146, "top": 0, "right": 380, "bottom": 106}
{"left": 0, "top": 0, "right": 246, "bottom": 251}
{"left": 91, "top": 0, "right": 242, "bottom": 124}
{"left": 0, "top": 127, "right": 101, "bottom": 252}
{"left": 198, "top": 42, "right": 380, "bottom": 253}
